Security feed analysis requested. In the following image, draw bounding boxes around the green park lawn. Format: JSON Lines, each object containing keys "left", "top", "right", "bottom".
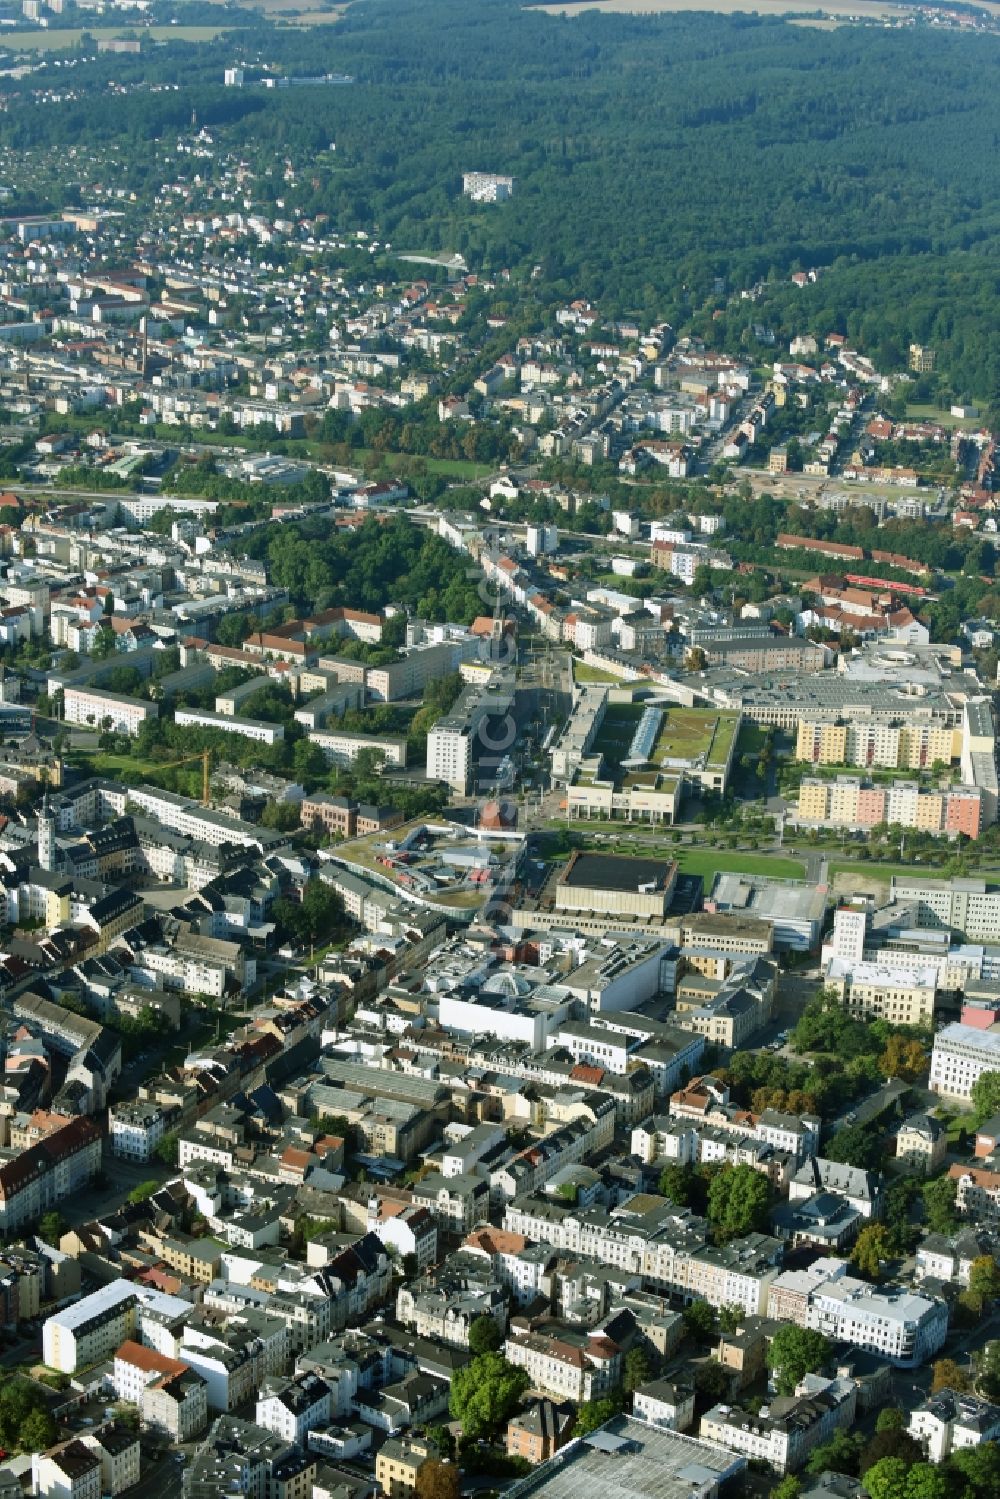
{"left": 829, "top": 859, "right": 938, "bottom": 882}
{"left": 573, "top": 661, "right": 622, "bottom": 683}
{"left": 675, "top": 849, "right": 806, "bottom": 880}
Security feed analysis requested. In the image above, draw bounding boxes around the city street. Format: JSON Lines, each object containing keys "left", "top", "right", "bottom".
{"left": 59, "top": 1151, "right": 175, "bottom": 1230}
{"left": 130, "top": 1452, "right": 183, "bottom": 1499}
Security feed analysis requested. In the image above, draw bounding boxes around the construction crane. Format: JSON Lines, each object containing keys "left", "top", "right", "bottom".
{"left": 153, "top": 747, "right": 212, "bottom": 806}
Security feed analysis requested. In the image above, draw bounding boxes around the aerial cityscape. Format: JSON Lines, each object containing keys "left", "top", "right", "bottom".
{"left": 0, "top": 5, "right": 996, "bottom": 1499}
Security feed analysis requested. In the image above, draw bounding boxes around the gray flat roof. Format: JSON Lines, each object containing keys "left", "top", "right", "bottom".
{"left": 559, "top": 853, "right": 675, "bottom": 893}
{"left": 502, "top": 1418, "right": 743, "bottom": 1499}
{"left": 711, "top": 872, "right": 827, "bottom": 923}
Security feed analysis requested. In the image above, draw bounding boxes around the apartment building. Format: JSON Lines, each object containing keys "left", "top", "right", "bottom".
{"left": 0, "top": 1248, "right": 43, "bottom": 1325}
{"left": 503, "top": 1196, "right": 780, "bottom": 1315}
{"left": 140, "top": 933, "right": 253, "bottom": 999}
{"left": 679, "top": 1237, "right": 783, "bottom": 1316}
{"left": 79, "top": 1426, "right": 140, "bottom": 1497}
{"left": 632, "top": 1379, "right": 696, "bottom": 1433}
{"left": 32, "top": 1440, "right": 103, "bottom": 1499}
{"left": 930, "top": 1023, "right": 1000, "bottom": 1102}
{"left": 795, "top": 718, "right": 959, "bottom": 770}
{"left": 114, "top": 1339, "right": 190, "bottom": 1405}
{"left": 364, "top": 635, "right": 480, "bottom": 701}
{"left": 492, "top": 1114, "right": 616, "bottom": 1203}
{"left": 631, "top": 1117, "right": 784, "bottom": 1187}
{"left": 375, "top": 1435, "right": 441, "bottom": 1499}
{"left": 109, "top": 1101, "right": 170, "bottom": 1162}
{"left": 660, "top": 1082, "right": 818, "bottom": 1166}
{"left": 506, "top": 1399, "right": 576, "bottom": 1464}
{"left": 700, "top": 1376, "right": 856, "bottom": 1474}
{"left": 550, "top": 685, "right": 608, "bottom": 783}
{"left": 908, "top": 1389, "right": 1000, "bottom": 1462}
{"left": 411, "top": 1173, "right": 491, "bottom": 1234}
{"left": 183, "top": 1415, "right": 315, "bottom": 1499}
{"left": 504, "top": 1326, "right": 622, "bottom": 1403}
{"left": 426, "top": 676, "right": 515, "bottom": 795}
{"left": 142, "top": 1366, "right": 210, "bottom": 1443}
{"left": 427, "top": 717, "right": 476, "bottom": 795}
{"left": 397, "top": 1277, "right": 506, "bottom": 1348}
{"left": 255, "top": 1373, "right": 332, "bottom": 1446}
{"left": 805, "top": 1274, "right": 947, "bottom": 1366}
{"left": 63, "top": 685, "right": 158, "bottom": 737}
{"left": 0, "top": 1115, "right": 101, "bottom": 1235}
{"left": 179, "top": 1328, "right": 270, "bottom": 1412}
{"left": 45, "top": 1281, "right": 192, "bottom": 1373}
{"left": 308, "top": 728, "right": 408, "bottom": 769}
{"left": 766, "top": 1259, "right": 843, "bottom": 1328}
{"left": 797, "top": 776, "right": 984, "bottom": 839}
{"left": 948, "top": 1164, "right": 1000, "bottom": 1224}
{"left": 125, "top": 785, "right": 282, "bottom": 851}
{"left": 45, "top": 1282, "right": 140, "bottom": 1373}
{"left": 174, "top": 708, "right": 285, "bottom": 746}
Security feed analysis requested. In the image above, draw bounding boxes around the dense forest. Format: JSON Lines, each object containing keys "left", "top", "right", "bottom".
{"left": 4, "top": 3, "right": 1000, "bottom": 393}
{"left": 236, "top": 512, "right": 486, "bottom": 621}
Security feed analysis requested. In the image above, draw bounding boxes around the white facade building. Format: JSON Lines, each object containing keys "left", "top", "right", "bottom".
{"left": 109, "top": 1102, "right": 168, "bottom": 1162}
{"left": 908, "top": 1390, "right": 1000, "bottom": 1462}
{"left": 805, "top": 1275, "right": 947, "bottom": 1367}
{"left": 930, "top": 1023, "right": 1000, "bottom": 1102}
{"left": 173, "top": 708, "right": 285, "bottom": 745}
{"left": 255, "top": 1373, "right": 332, "bottom": 1446}
{"left": 63, "top": 686, "right": 157, "bottom": 736}
{"left": 427, "top": 720, "right": 473, "bottom": 795}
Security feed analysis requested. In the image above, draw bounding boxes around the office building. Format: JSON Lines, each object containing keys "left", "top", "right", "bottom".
{"left": 930, "top": 1023, "right": 1000, "bottom": 1102}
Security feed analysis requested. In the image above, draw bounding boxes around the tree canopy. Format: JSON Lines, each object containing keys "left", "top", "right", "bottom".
{"left": 971, "top": 1070, "right": 1000, "bottom": 1125}
{"left": 0, "top": 1379, "right": 57, "bottom": 1452}
{"left": 765, "top": 1326, "right": 831, "bottom": 1395}
{"left": 448, "top": 1352, "right": 529, "bottom": 1440}
{"left": 706, "top": 1163, "right": 771, "bottom": 1241}
{"left": 467, "top": 1314, "right": 503, "bottom": 1356}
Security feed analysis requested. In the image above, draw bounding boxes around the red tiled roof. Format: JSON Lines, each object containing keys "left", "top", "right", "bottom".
{"left": 115, "top": 1338, "right": 187, "bottom": 1376}
{"left": 569, "top": 1063, "right": 605, "bottom": 1085}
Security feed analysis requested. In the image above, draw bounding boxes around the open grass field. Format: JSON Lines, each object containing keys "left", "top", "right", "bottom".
{"left": 189, "top": 0, "right": 343, "bottom": 11}
{"left": 286, "top": 9, "right": 346, "bottom": 23}
{"left": 828, "top": 860, "right": 921, "bottom": 892}
{"left": 532, "top": 0, "right": 903, "bottom": 18}
{"left": 934, "top": 1106, "right": 977, "bottom": 1147}
{"left": 0, "top": 25, "right": 233, "bottom": 50}
{"left": 827, "top": 857, "right": 981, "bottom": 882}
{"left": 136, "top": 424, "right": 487, "bottom": 482}
{"left": 675, "top": 848, "right": 806, "bottom": 881}
{"left": 352, "top": 448, "right": 488, "bottom": 479}
{"left": 70, "top": 748, "right": 177, "bottom": 781}
{"left": 905, "top": 403, "right": 984, "bottom": 432}
{"left": 0, "top": 27, "right": 91, "bottom": 50}
{"left": 573, "top": 661, "right": 621, "bottom": 684}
